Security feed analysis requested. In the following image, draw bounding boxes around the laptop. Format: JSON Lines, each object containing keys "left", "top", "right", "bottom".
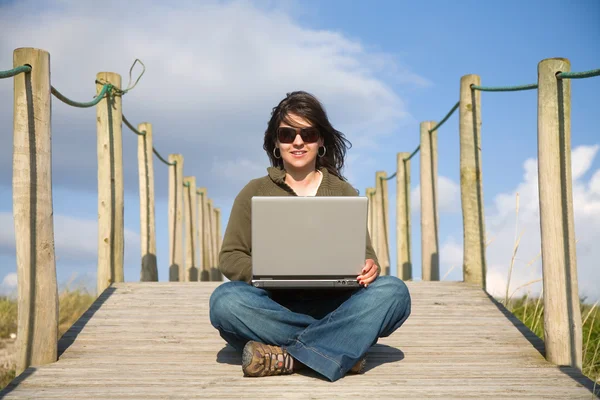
{"left": 251, "top": 196, "right": 368, "bottom": 289}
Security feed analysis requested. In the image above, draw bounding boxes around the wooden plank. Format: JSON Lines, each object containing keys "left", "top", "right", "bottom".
{"left": 2, "top": 281, "right": 597, "bottom": 399}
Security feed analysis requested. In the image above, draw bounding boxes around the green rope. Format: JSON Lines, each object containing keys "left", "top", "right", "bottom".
{"left": 95, "top": 59, "right": 145, "bottom": 96}
{"left": 382, "top": 172, "right": 397, "bottom": 181}
{"left": 51, "top": 84, "right": 111, "bottom": 108}
{"left": 0, "top": 65, "right": 31, "bottom": 79}
{"left": 557, "top": 68, "right": 600, "bottom": 79}
{"left": 123, "top": 59, "right": 145, "bottom": 94}
{"left": 471, "top": 83, "right": 538, "bottom": 92}
{"left": 429, "top": 101, "right": 459, "bottom": 133}
{"left": 122, "top": 114, "right": 146, "bottom": 136}
{"left": 153, "top": 147, "right": 176, "bottom": 166}
{"left": 405, "top": 145, "right": 420, "bottom": 161}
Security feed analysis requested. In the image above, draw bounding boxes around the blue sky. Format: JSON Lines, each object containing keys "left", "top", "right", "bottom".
{"left": 0, "top": 0, "right": 599, "bottom": 301}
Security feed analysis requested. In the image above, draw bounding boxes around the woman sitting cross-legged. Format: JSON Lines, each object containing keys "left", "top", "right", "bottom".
{"left": 209, "top": 91, "right": 411, "bottom": 382}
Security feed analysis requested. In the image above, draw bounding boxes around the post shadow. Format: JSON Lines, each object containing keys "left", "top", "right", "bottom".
{"left": 210, "top": 267, "right": 222, "bottom": 281}
{"left": 188, "top": 266, "right": 198, "bottom": 282}
{"left": 200, "top": 270, "right": 210, "bottom": 282}
{"left": 141, "top": 253, "right": 158, "bottom": 281}
{"left": 57, "top": 286, "right": 117, "bottom": 356}
{"left": 169, "top": 264, "right": 179, "bottom": 282}
{"left": 484, "top": 291, "right": 598, "bottom": 395}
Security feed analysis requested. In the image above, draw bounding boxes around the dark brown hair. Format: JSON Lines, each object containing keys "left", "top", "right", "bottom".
{"left": 263, "top": 91, "right": 352, "bottom": 181}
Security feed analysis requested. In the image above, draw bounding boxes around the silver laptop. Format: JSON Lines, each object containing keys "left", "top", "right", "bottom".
{"left": 251, "top": 196, "right": 368, "bottom": 289}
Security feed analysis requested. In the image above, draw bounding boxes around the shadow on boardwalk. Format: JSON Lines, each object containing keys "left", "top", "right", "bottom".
{"left": 485, "top": 291, "right": 599, "bottom": 397}
{"left": 216, "top": 343, "right": 404, "bottom": 381}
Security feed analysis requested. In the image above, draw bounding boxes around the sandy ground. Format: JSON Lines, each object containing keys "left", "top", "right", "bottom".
{"left": 0, "top": 338, "right": 16, "bottom": 371}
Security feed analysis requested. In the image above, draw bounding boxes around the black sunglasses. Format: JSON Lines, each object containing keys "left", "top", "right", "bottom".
{"left": 276, "top": 127, "right": 320, "bottom": 144}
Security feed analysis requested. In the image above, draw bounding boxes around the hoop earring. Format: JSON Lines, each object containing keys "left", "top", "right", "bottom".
{"left": 318, "top": 146, "right": 327, "bottom": 158}
{"left": 273, "top": 147, "right": 281, "bottom": 159}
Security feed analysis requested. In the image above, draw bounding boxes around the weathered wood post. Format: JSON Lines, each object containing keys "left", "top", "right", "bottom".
{"left": 197, "top": 187, "right": 210, "bottom": 281}
{"left": 13, "top": 47, "right": 58, "bottom": 375}
{"left": 375, "top": 171, "right": 390, "bottom": 275}
{"left": 537, "top": 58, "right": 582, "bottom": 369}
{"left": 206, "top": 199, "right": 217, "bottom": 280}
{"left": 460, "top": 74, "right": 486, "bottom": 288}
{"left": 420, "top": 121, "right": 439, "bottom": 281}
{"left": 371, "top": 185, "right": 380, "bottom": 263}
{"left": 96, "top": 71, "right": 124, "bottom": 295}
{"left": 209, "top": 201, "right": 219, "bottom": 280}
{"left": 365, "top": 187, "right": 375, "bottom": 238}
{"left": 137, "top": 122, "right": 157, "bottom": 281}
{"left": 183, "top": 177, "right": 198, "bottom": 282}
{"left": 397, "top": 152, "right": 412, "bottom": 281}
{"left": 168, "top": 154, "right": 184, "bottom": 282}
{"left": 215, "top": 207, "right": 223, "bottom": 281}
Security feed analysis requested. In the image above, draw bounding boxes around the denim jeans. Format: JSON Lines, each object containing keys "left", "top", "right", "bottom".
{"left": 209, "top": 275, "right": 411, "bottom": 382}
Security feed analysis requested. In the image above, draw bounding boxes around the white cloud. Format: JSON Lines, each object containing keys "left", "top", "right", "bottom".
{"left": 0, "top": 0, "right": 426, "bottom": 201}
{"left": 411, "top": 175, "right": 461, "bottom": 214}
{"left": 0, "top": 212, "right": 140, "bottom": 263}
{"left": 0, "top": 272, "right": 17, "bottom": 297}
{"left": 2, "top": 273, "right": 17, "bottom": 288}
{"left": 439, "top": 237, "right": 464, "bottom": 281}
{"left": 475, "top": 144, "right": 600, "bottom": 302}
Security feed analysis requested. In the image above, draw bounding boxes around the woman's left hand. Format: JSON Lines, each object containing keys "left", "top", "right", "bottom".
{"left": 357, "top": 259, "right": 379, "bottom": 287}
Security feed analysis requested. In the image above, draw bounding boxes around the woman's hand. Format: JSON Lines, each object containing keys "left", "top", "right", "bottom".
{"left": 357, "top": 259, "right": 379, "bottom": 287}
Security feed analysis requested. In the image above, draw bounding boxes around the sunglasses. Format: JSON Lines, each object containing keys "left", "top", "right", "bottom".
{"left": 276, "top": 127, "right": 320, "bottom": 144}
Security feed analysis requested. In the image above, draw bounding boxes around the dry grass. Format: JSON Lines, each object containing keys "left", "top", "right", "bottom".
{"left": 0, "top": 288, "right": 95, "bottom": 390}
{"left": 507, "top": 295, "right": 600, "bottom": 383}
{"left": 0, "top": 297, "right": 17, "bottom": 340}
{"left": 501, "top": 192, "right": 600, "bottom": 385}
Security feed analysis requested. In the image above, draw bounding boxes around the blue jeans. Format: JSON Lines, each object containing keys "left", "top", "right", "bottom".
{"left": 209, "top": 275, "right": 411, "bottom": 382}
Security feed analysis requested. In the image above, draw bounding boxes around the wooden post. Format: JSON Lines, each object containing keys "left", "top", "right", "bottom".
{"left": 13, "top": 47, "right": 58, "bottom": 375}
{"left": 137, "top": 122, "right": 157, "bottom": 281}
{"left": 206, "top": 199, "right": 217, "bottom": 280}
{"left": 460, "top": 74, "right": 486, "bottom": 288}
{"left": 537, "top": 58, "right": 582, "bottom": 369}
{"left": 183, "top": 177, "right": 198, "bottom": 282}
{"left": 420, "top": 121, "right": 439, "bottom": 281}
{"left": 365, "top": 187, "right": 375, "bottom": 238}
{"left": 397, "top": 152, "right": 412, "bottom": 281}
{"left": 168, "top": 154, "right": 184, "bottom": 282}
{"left": 96, "top": 71, "right": 124, "bottom": 295}
{"left": 215, "top": 207, "right": 223, "bottom": 281}
{"left": 197, "top": 188, "right": 210, "bottom": 281}
{"left": 375, "top": 171, "right": 390, "bottom": 276}
{"left": 371, "top": 185, "right": 380, "bottom": 263}
{"left": 209, "top": 201, "right": 220, "bottom": 281}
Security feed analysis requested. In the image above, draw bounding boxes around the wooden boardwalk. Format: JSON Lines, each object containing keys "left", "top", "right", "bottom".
{"left": 1, "top": 281, "right": 597, "bottom": 399}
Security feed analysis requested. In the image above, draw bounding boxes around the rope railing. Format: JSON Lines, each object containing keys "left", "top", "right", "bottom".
{"left": 471, "top": 83, "right": 538, "bottom": 92}
{"left": 428, "top": 101, "right": 459, "bottom": 133}
{"left": 382, "top": 172, "right": 397, "bottom": 181}
{"left": 398, "top": 100, "right": 460, "bottom": 164}
{"left": 153, "top": 147, "right": 176, "bottom": 166}
{"left": 558, "top": 68, "right": 600, "bottom": 79}
{"left": 3, "top": 48, "right": 224, "bottom": 375}
{"left": 405, "top": 145, "right": 420, "bottom": 161}
{"left": 0, "top": 65, "right": 31, "bottom": 78}
{"left": 122, "top": 114, "right": 146, "bottom": 136}
{"left": 51, "top": 84, "right": 112, "bottom": 108}
{"left": 367, "top": 60, "right": 599, "bottom": 373}
{"left": 122, "top": 114, "right": 177, "bottom": 166}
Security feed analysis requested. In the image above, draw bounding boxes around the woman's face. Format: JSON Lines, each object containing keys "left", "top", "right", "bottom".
{"left": 276, "top": 113, "right": 323, "bottom": 172}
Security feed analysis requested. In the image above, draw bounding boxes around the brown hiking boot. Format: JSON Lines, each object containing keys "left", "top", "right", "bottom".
{"left": 349, "top": 355, "right": 367, "bottom": 374}
{"left": 242, "top": 341, "right": 295, "bottom": 377}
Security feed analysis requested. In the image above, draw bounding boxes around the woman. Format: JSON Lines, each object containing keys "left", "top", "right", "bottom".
{"left": 209, "top": 91, "right": 411, "bottom": 382}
